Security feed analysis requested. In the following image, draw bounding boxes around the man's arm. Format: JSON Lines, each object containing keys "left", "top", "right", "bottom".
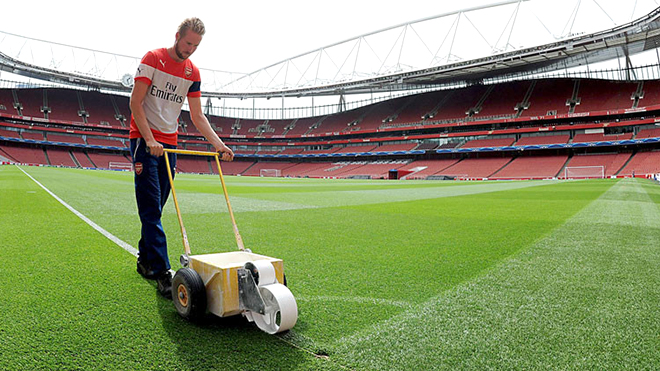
{"left": 188, "top": 96, "right": 234, "bottom": 161}
{"left": 129, "top": 80, "right": 164, "bottom": 157}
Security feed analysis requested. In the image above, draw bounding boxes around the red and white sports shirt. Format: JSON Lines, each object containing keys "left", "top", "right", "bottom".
{"left": 129, "top": 48, "right": 201, "bottom": 145}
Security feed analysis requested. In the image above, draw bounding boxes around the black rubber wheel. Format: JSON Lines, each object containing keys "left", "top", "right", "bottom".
{"left": 172, "top": 268, "right": 207, "bottom": 322}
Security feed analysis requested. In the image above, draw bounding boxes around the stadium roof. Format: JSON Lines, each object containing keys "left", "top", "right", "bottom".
{"left": 1, "top": 0, "right": 660, "bottom": 98}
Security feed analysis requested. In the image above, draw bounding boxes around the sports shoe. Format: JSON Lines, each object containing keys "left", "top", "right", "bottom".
{"left": 156, "top": 270, "right": 174, "bottom": 299}
{"left": 137, "top": 260, "right": 157, "bottom": 280}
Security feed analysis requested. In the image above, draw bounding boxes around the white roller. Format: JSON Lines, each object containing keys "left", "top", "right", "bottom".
{"left": 251, "top": 283, "right": 298, "bottom": 334}
{"left": 249, "top": 260, "right": 277, "bottom": 286}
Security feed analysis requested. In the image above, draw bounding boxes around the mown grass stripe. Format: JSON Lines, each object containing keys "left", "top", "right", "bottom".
{"left": 333, "top": 178, "right": 660, "bottom": 370}
{"left": 17, "top": 165, "right": 138, "bottom": 257}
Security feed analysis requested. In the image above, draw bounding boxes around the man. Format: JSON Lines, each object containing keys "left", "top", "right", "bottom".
{"left": 129, "top": 17, "right": 234, "bottom": 299}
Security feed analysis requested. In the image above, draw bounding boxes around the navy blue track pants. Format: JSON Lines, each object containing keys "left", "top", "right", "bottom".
{"left": 130, "top": 138, "right": 176, "bottom": 274}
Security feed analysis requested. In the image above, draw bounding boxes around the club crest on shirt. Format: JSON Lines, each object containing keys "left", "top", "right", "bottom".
{"left": 134, "top": 162, "right": 143, "bottom": 175}
{"left": 185, "top": 66, "right": 192, "bottom": 78}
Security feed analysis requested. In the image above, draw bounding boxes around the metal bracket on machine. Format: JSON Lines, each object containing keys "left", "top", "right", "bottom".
{"left": 237, "top": 268, "right": 266, "bottom": 315}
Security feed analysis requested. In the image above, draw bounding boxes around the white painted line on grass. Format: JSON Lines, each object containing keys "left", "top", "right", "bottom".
{"left": 18, "top": 166, "right": 138, "bottom": 257}
{"left": 297, "top": 295, "right": 413, "bottom": 309}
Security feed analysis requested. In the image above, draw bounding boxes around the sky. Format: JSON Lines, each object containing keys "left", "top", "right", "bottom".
{"left": 1, "top": 0, "right": 505, "bottom": 74}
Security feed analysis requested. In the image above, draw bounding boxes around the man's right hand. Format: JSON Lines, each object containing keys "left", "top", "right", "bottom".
{"left": 146, "top": 139, "right": 164, "bottom": 157}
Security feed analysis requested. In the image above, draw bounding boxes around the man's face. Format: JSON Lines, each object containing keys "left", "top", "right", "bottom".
{"left": 174, "top": 30, "right": 202, "bottom": 61}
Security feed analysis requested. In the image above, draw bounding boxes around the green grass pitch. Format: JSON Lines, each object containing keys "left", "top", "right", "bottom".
{"left": 1, "top": 164, "right": 659, "bottom": 370}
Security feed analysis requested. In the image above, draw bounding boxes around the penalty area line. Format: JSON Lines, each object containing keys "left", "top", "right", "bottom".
{"left": 18, "top": 166, "right": 138, "bottom": 257}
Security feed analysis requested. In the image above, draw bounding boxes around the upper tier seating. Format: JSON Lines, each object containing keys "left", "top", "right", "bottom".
{"left": 573, "top": 80, "right": 637, "bottom": 113}
{"left": 46, "top": 89, "right": 82, "bottom": 122}
{"left": 472, "top": 81, "right": 530, "bottom": 119}
{"left": 0, "top": 89, "right": 16, "bottom": 115}
{"left": 16, "top": 89, "right": 47, "bottom": 118}
{"left": 523, "top": 79, "right": 574, "bottom": 117}
{"left": 83, "top": 91, "right": 124, "bottom": 127}
{"left": 636, "top": 80, "right": 660, "bottom": 108}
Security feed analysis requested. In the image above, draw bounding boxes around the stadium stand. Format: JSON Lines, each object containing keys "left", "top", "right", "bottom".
{"left": 618, "top": 151, "right": 660, "bottom": 176}
{"left": 1, "top": 145, "right": 46, "bottom": 164}
{"left": 300, "top": 147, "right": 340, "bottom": 155}
{"left": 638, "top": 80, "right": 660, "bottom": 108}
{"left": 15, "top": 89, "right": 47, "bottom": 118}
{"left": 490, "top": 155, "right": 569, "bottom": 180}
{"left": 372, "top": 143, "right": 418, "bottom": 152}
{"left": 461, "top": 137, "right": 516, "bottom": 148}
{"left": 0, "top": 126, "right": 20, "bottom": 138}
{"left": 72, "top": 151, "right": 94, "bottom": 168}
{"left": 86, "top": 136, "right": 125, "bottom": 147}
{"left": 20, "top": 130, "right": 45, "bottom": 141}
{"left": 523, "top": 79, "right": 574, "bottom": 117}
{"left": 635, "top": 127, "right": 660, "bottom": 138}
{"left": 563, "top": 152, "right": 631, "bottom": 177}
{"left": 46, "top": 148, "right": 77, "bottom": 167}
{"left": 439, "top": 157, "right": 512, "bottom": 179}
{"left": 516, "top": 134, "right": 570, "bottom": 145}
{"left": 434, "top": 85, "right": 487, "bottom": 121}
{"left": 46, "top": 133, "right": 85, "bottom": 144}
{"left": 415, "top": 141, "right": 439, "bottom": 151}
{"left": 82, "top": 91, "right": 124, "bottom": 127}
{"left": 282, "top": 162, "right": 334, "bottom": 177}
{"left": 572, "top": 132, "right": 633, "bottom": 143}
{"left": 333, "top": 145, "right": 378, "bottom": 154}
{"left": 397, "top": 159, "right": 461, "bottom": 179}
{"left": 4, "top": 76, "right": 660, "bottom": 179}
{"left": 242, "top": 161, "right": 297, "bottom": 177}
{"left": 178, "top": 110, "right": 200, "bottom": 134}
{"left": 573, "top": 80, "right": 637, "bottom": 113}
{"left": 87, "top": 152, "right": 131, "bottom": 169}
{"left": 211, "top": 160, "right": 256, "bottom": 176}
{"left": 46, "top": 89, "right": 83, "bottom": 122}
{"left": 279, "top": 147, "right": 305, "bottom": 155}
{"left": 336, "top": 161, "right": 408, "bottom": 179}
{"left": 256, "top": 149, "right": 281, "bottom": 155}
{"left": 472, "top": 81, "right": 530, "bottom": 119}
{"left": 0, "top": 89, "right": 16, "bottom": 115}
{"left": 177, "top": 157, "right": 211, "bottom": 173}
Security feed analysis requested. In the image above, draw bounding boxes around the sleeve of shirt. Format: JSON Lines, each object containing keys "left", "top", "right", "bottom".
{"left": 187, "top": 65, "right": 202, "bottom": 98}
{"left": 134, "top": 51, "right": 157, "bottom": 85}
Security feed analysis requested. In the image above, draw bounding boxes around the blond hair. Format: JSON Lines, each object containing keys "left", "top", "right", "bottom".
{"left": 178, "top": 17, "right": 205, "bottom": 37}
